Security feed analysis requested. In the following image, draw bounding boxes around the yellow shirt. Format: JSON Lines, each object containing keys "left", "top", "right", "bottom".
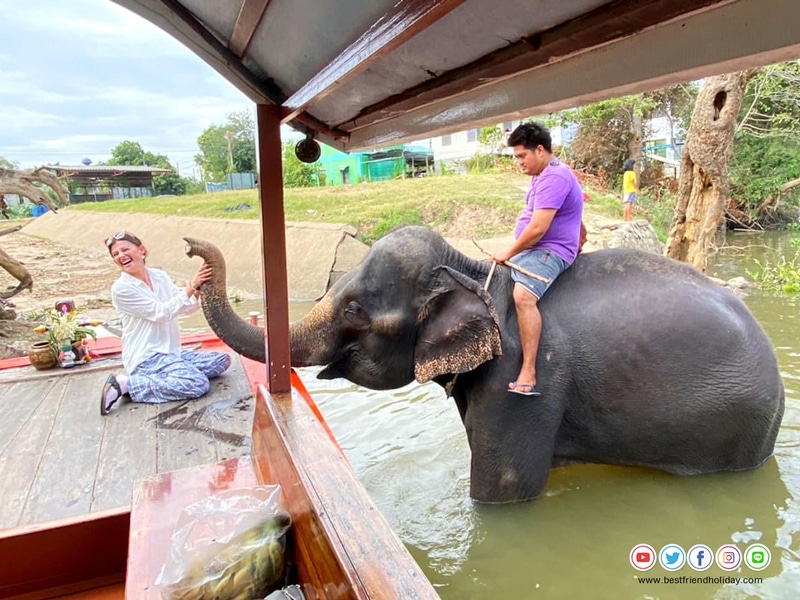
{"left": 623, "top": 170, "right": 637, "bottom": 194}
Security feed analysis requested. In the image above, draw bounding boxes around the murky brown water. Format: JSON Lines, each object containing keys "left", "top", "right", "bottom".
{"left": 184, "top": 234, "right": 800, "bottom": 599}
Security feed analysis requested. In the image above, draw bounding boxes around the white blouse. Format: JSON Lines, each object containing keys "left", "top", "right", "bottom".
{"left": 111, "top": 268, "right": 199, "bottom": 373}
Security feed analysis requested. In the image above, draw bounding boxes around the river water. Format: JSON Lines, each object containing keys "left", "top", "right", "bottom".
{"left": 185, "top": 232, "right": 800, "bottom": 599}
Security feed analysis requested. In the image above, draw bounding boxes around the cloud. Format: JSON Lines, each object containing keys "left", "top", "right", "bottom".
{"left": 0, "top": 0, "right": 254, "bottom": 170}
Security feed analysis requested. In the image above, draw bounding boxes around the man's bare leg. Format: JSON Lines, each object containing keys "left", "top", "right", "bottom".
{"left": 510, "top": 283, "right": 542, "bottom": 391}
{"left": 624, "top": 202, "right": 633, "bottom": 221}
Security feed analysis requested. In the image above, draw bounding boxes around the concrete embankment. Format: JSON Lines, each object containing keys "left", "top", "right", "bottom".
{"left": 22, "top": 210, "right": 369, "bottom": 301}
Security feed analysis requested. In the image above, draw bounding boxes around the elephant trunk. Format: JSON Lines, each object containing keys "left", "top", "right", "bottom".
{"left": 184, "top": 237, "right": 266, "bottom": 362}
{"left": 184, "top": 237, "right": 337, "bottom": 367}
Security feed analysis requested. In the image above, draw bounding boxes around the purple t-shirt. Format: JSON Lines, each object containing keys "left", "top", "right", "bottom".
{"left": 514, "top": 159, "right": 584, "bottom": 264}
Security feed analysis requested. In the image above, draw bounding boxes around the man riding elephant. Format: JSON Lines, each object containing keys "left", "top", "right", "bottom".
{"left": 491, "top": 122, "right": 585, "bottom": 397}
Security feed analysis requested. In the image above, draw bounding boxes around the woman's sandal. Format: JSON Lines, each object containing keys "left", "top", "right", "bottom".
{"left": 100, "top": 374, "right": 123, "bottom": 415}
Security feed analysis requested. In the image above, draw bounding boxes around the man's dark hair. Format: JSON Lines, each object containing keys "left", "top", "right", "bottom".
{"left": 507, "top": 121, "right": 552, "bottom": 153}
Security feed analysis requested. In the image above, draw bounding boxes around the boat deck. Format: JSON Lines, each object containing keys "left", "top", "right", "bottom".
{"left": 0, "top": 351, "right": 253, "bottom": 529}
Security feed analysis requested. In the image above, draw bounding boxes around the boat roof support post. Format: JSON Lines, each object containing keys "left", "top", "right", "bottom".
{"left": 256, "top": 103, "right": 292, "bottom": 394}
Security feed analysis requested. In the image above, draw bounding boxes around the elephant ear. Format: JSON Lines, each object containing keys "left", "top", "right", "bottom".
{"left": 414, "top": 265, "right": 502, "bottom": 383}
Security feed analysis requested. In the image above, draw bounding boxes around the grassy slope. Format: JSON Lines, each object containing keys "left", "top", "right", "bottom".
{"left": 70, "top": 172, "right": 627, "bottom": 242}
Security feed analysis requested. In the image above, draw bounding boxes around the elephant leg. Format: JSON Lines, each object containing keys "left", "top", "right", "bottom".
{"left": 464, "top": 383, "right": 565, "bottom": 504}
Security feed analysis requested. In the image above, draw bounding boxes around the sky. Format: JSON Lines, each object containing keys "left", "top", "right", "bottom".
{"left": 0, "top": 0, "right": 291, "bottom": 177}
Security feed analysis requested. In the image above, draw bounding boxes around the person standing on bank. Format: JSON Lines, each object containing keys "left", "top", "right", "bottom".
{"left": 491, "top": 122, "right": 585, "bottom": 396}
{"left": 622, "top": 158, "right": 639, "bottom": 222}
{"left": 100, "top": 231, "right": 231, "bottom": 415}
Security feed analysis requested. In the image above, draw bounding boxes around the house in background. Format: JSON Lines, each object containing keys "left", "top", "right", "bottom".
{"left": 643, "top": 115, "right": 684, "bottom": 177}
{"left": 44, "top": 165, "right": 171, "bottom": 203}
{"left": 318, "top": 143, "right": 434, "bottom": 185}
{"left": 431, "top": 121, "right": 576, "bottom": 172}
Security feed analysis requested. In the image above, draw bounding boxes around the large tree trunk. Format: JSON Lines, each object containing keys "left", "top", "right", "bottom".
{"left": 628, "top": 109, "right": 644, "bottom": 167}
{"left": 664, "top": 71, "right": 755, "bottom": 271}
{"left": 0, "top": 168, "right": 70, "bottom": 299}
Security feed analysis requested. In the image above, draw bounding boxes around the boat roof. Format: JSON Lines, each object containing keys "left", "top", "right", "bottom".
{"left": 111, "top": 0, "right": 800, "bottom": 150}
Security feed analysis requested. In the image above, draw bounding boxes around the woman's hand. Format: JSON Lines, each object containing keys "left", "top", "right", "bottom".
{"left": 187, "top": 263, "right": 213, "bottom": 297}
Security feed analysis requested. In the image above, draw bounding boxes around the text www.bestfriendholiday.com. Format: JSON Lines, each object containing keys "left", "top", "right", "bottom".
{"left": 637, "top": 576, "right": 763, "bottom": 585}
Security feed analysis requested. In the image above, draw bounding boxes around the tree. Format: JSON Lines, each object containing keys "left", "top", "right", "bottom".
{"left": 0, "top": 167, "right": 69, "bottom": 299}
{"left": 729, "top": 62, "right": 800, "bottom": 221}
{"left": 106, "top": 141, "right": 188, "bottom": 196}
{"left": 195, "top": 110, "right": 257, "bottom": 182}
{"left": 664, "top": 70, "right": 757, "bottom": 271}
{"left": 560, "top": 85, "right": 696, "bottom": 182}
{"left": 281, "top": 142, "right": 318, "bottom": 188}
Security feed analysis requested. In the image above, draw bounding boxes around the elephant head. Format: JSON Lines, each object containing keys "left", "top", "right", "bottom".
{"left": 184, "top": 227, "right": 503, "bottom": 390}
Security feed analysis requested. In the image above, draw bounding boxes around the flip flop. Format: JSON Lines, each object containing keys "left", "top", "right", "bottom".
{"left": 100, "top": 374, "right": 122, "bottom": 415}
{"left": 508, "top": 381, "right": 541, "bottom": 397}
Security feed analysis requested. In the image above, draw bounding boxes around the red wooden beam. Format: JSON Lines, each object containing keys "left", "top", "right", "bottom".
{"left": 256, "top": 103, "right": 292, "bottom": 394}
{"left": 229, "top": 0, "right": 273, "bottom": 58}
{"left": 281, "top": 0, "right": 468, "bottom": 123}
{"left": 341, "top": 0, "right": 730, "bottom": 132}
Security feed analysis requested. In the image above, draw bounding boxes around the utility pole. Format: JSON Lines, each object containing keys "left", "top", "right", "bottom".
{"left": 224, "top": 131, "right": 235, "bottom": 174}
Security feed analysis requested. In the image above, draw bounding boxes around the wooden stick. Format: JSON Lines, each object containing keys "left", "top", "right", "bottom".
{"left": 503, "top": 260, "right": 550, "bottom": 284}
{"left": 484, "top": 260, "right": 497, "bottom": 290}
{"left": 473, "top": 238, "right": 551, "bottom": 284}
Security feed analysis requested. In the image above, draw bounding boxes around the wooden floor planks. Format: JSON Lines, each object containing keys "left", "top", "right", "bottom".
{"left": 0, "top": 355, "right": 253, "bottom": 529}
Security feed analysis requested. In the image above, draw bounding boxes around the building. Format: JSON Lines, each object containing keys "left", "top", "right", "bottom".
{"left": 430, "top": 121, "right": 575, "bottom": 172}
{"left": 44, "top": 165, "right": 171, "bottom": 203}
{"left": 317, "top": 143, "right": 433, "bottom": 185}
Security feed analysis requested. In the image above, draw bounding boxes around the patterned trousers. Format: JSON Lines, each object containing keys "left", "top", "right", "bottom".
{"left": 128, "top": 350, "right": 232, "bottom": 404}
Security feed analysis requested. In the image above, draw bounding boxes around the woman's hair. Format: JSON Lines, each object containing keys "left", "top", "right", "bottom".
{"left": 105, "top": 231, "right": 144, "bottom": 255}
{"left": 623, "top": 159, "right": 636, "bottom": 171}
{"left": 507, "top": 122, "right": 553, "bottom": 153}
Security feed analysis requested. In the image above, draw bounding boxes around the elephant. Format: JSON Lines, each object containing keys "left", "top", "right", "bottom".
{"left": 184, "top": 227, "right": 785, "bottom": 504}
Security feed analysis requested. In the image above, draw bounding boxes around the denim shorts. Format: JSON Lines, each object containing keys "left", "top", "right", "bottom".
{"left": 510, "top": 249, "right": 569, "bottom": 300}
{"left": 624, "top": 192, "right": 637, "bottom": 204}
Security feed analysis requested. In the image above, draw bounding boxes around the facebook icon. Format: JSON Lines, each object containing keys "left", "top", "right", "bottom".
{"left": 687, "top": 544, "right": 713, "bottom": 572}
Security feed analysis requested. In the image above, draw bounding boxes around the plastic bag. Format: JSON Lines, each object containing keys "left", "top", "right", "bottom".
{"left": 155, "top": 485, "right": 291, "bottom": 600}
{"left": 264, "top": 585, "right": 305, "bottom": 600}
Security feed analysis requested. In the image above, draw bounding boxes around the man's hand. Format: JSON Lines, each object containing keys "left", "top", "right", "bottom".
{"left": 491, "top": 249, "right": 515, "bottom": 264}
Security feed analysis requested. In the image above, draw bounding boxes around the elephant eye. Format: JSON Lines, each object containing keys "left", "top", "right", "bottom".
{"left": 344, "top": 301, "right": 370, "bottom": 329}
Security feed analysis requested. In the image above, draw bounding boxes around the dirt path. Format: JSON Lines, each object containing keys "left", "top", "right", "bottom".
{"left": 1, "top": 230, "right": 119, "bottom": 358}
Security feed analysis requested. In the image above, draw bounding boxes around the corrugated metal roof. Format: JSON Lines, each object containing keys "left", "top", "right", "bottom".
{"left": 109, "top": 0, "right": 800, "bottom": 150}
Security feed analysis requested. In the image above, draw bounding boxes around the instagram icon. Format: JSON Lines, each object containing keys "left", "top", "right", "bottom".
{"left": 715, "top": 544, "right": 742, "bottom": 571}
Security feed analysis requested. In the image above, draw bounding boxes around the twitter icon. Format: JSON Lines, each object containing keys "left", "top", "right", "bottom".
{"left": 659, "top": 544, "right": 686, "bottom": 571}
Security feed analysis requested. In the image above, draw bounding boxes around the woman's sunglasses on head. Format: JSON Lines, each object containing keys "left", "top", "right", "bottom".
{"left": 105, "top": 231, "right": 141, "bottom": 247}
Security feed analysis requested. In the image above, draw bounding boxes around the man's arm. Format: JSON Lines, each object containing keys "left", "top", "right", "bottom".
{"left": 491, "top": 209, "right": 556, "bottom": 264}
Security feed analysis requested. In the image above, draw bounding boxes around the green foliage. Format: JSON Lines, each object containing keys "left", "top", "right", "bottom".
{"left": 105, "top": 140, "right": 190, "bottom": 196}
{"left": 789, "top": 237, "right": 800, "bottom": 248}
{"left": 730, "top": 135, "right": 800, "bottom": 216}
{"left": 739, "top": 63, "right": 800, "bottom": 140}
{"left": 637, "top": 192, "right": 677, "bottom": 243}
{"left": 281, "top": 142, "right": 319, "bottom": 187}
{"left": 477, "top": 126, "right": 504, "bottom": 148}
{"left": 6, "top": 203, "right": 32, "bottom": 219}
{"left": 195, "top": 110, "right": 256, "bottom": 181}
{"left": 559, "top": 84, "right": 697, "bottom": 179}
{"left": 749, "top": 254, "right": 800, "bottom": 293}
{"left": 0, "top": 156, "right": 18, "bottom": 169}
{"left": 360, "top": 208, "right": 423, "bottom": 245}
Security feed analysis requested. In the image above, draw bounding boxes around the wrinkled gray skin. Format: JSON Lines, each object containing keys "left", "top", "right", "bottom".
{"left": 185, "top": 227, "right": 785, "bottom": 504}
